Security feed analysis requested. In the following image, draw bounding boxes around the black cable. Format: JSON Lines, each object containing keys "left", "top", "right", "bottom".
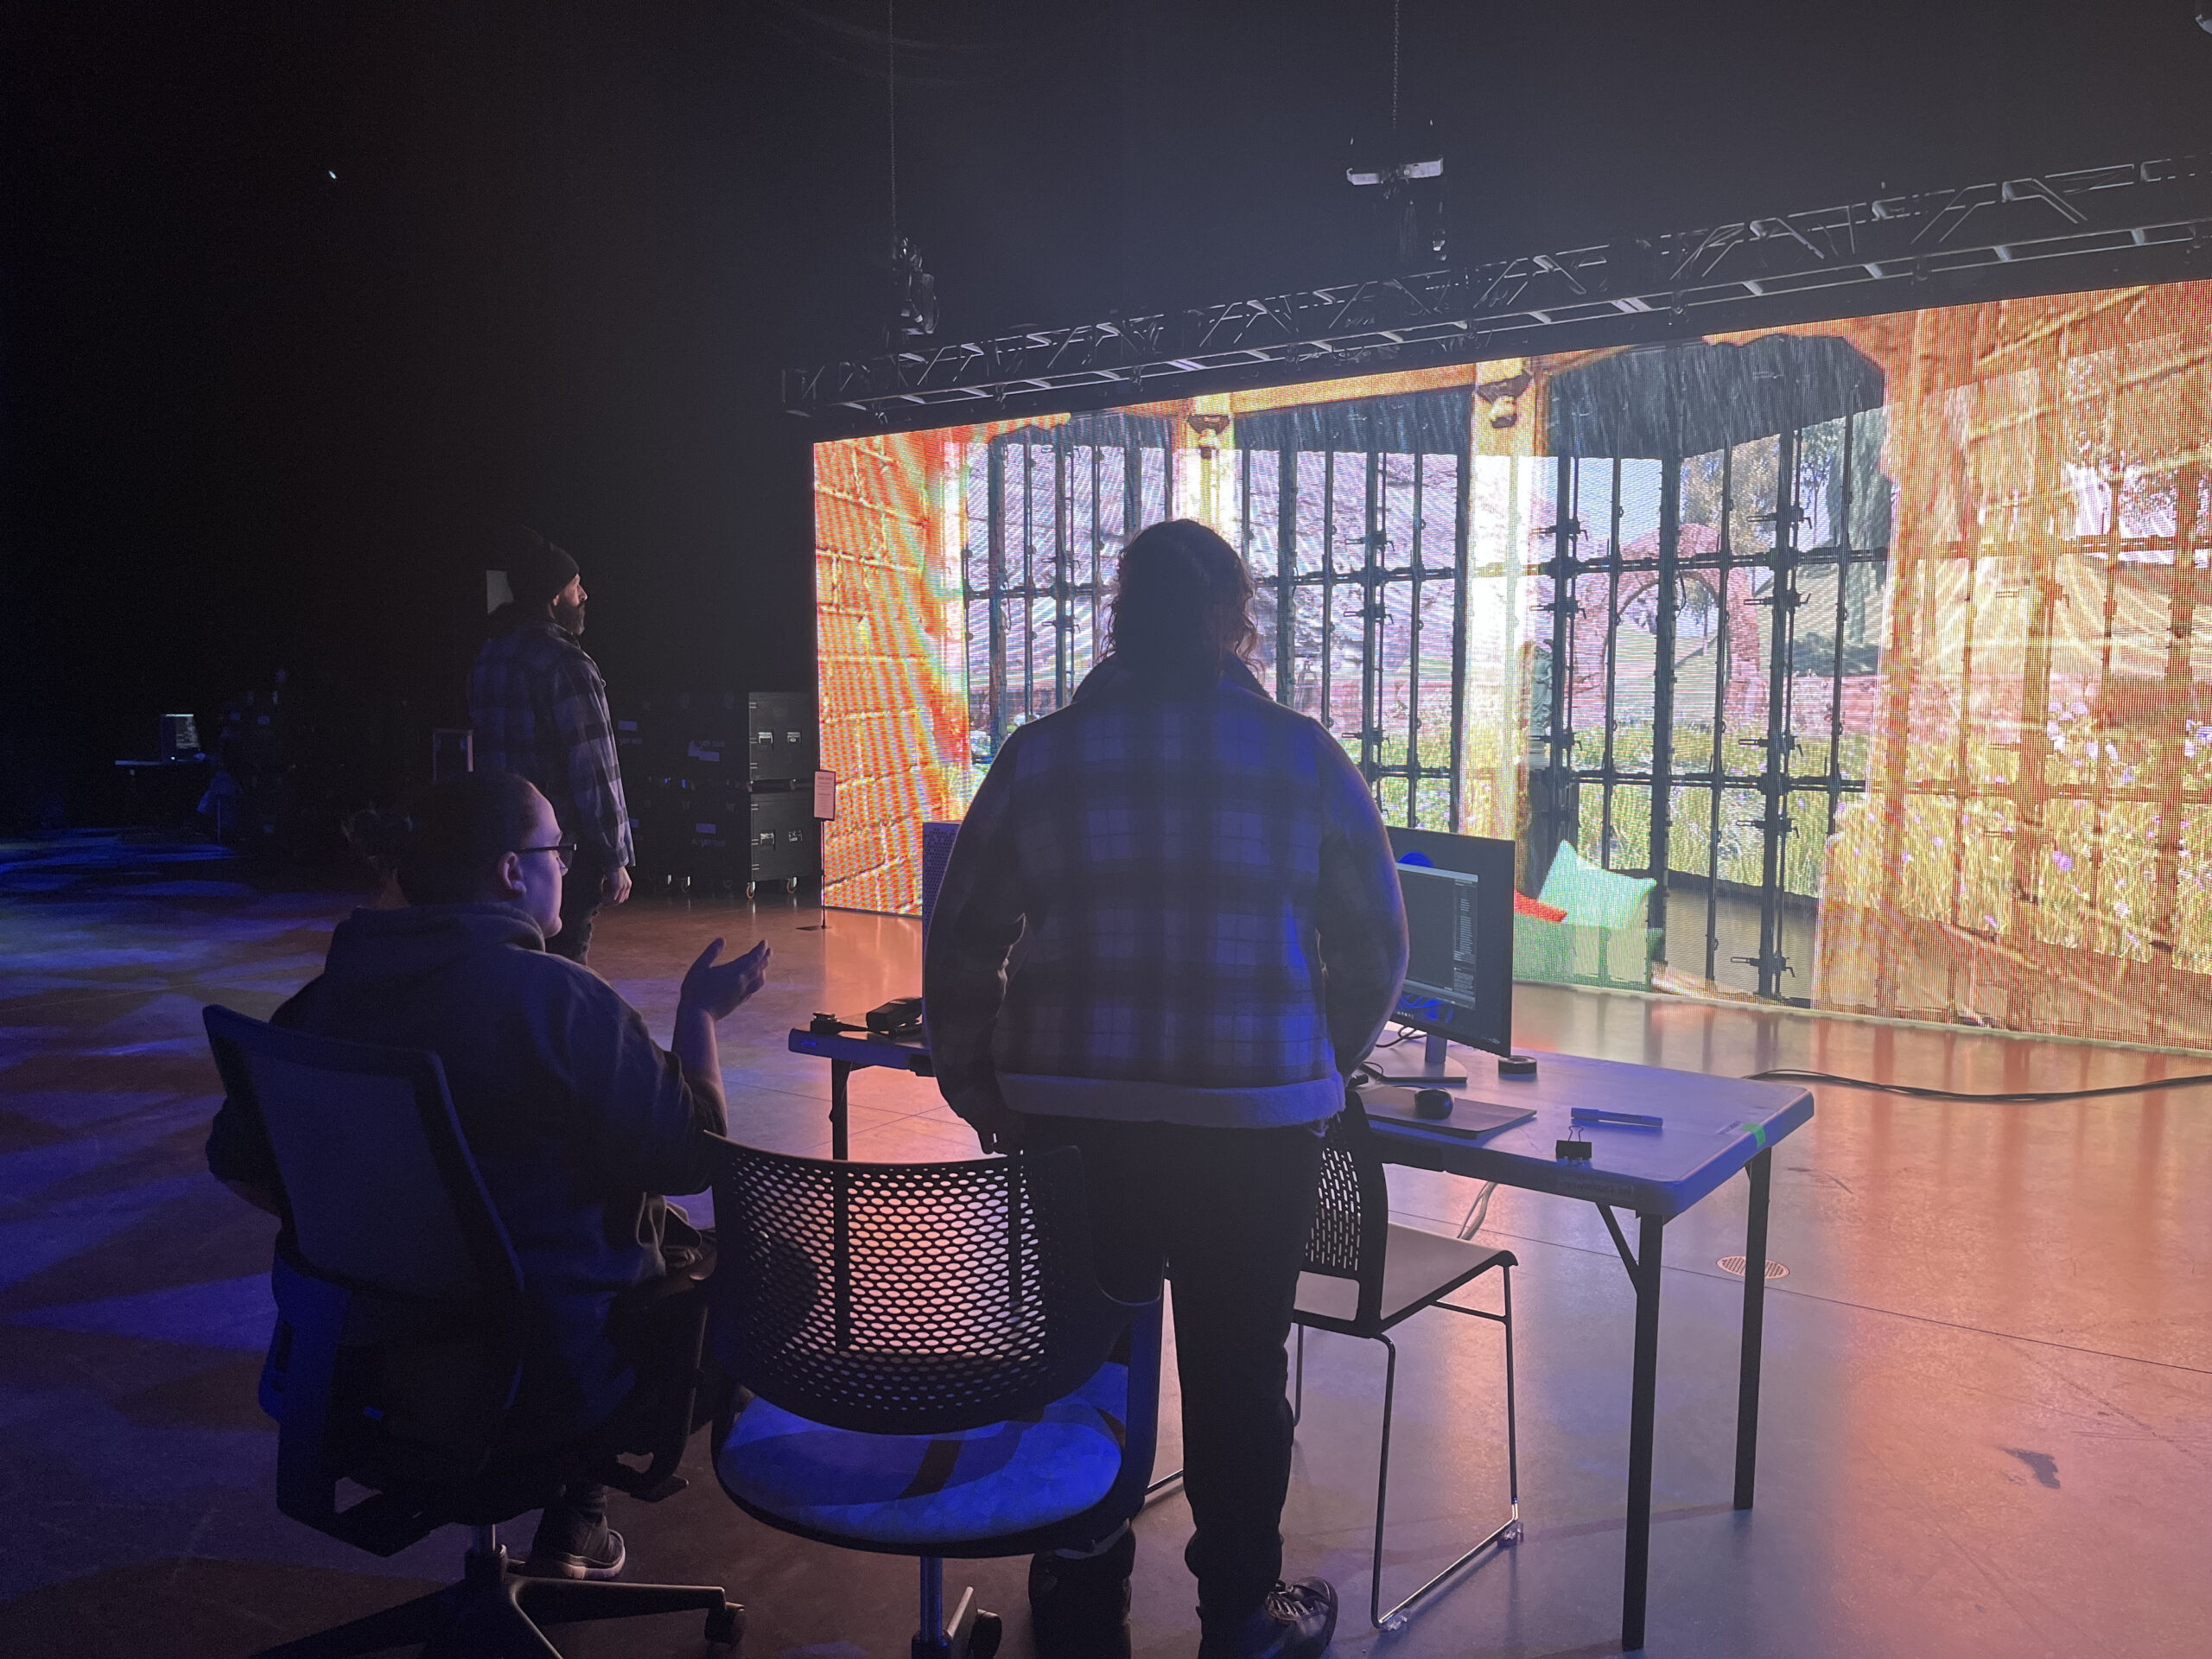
{"left": 1743, "top": 1067, "right": 2212, "bottom": 1104}
{"left": 887, "top": 0, "right": 898, "bottom": 243}
{"left": 1389, "top": 0, "right": 1401, "bottom": 134}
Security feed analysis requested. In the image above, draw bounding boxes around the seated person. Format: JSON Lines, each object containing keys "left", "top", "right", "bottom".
{"left": 207, "top": 770, "right": 769, "bottom": 1580}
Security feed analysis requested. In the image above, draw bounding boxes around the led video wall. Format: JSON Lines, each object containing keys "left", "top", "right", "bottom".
{"left": 815, "top": 280, "right": 2212, "bottom": 1051}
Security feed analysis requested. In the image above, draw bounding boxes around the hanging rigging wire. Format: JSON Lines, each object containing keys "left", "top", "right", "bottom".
{"left": 881, "top": 0, "right": 936, "bottom": 340}
{"left": 1346, "top": 0, "right": 1442, "bottom": 264}
{"left": 875, "top": 0, "right": 885, "bottom": 243}
{"left": 1390, "top": 0, "right": 1401, "bottom": 135}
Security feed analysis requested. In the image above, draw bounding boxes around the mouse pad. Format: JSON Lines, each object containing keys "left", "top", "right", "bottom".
{"left": 1357, "top": 1084, "right": 1537, "bottom": 1141}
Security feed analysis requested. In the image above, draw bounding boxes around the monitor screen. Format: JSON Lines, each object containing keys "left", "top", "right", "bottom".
{"left": 159, "top": 714, "right": 200, "bottom": 761}
{"left": 1388, "top": 825, "right": 1516, "bottom": 1058}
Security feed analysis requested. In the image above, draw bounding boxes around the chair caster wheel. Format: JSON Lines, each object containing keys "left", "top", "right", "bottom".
{"left": 967, "top": 1610, "right": 1002, "bottom": 1658}
{"left": 705, "top": 1600, "right": 745, "bottom": 1648}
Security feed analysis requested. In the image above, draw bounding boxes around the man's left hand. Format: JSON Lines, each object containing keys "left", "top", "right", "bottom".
{"left": 945, "top": 1085, "right": 1023, "bottom": 1155}
{"left": 681, "top": 937, "right": 772, "bottom": 1020}
{"left": 603, "top": 864, "right": 632, "bottom": 904}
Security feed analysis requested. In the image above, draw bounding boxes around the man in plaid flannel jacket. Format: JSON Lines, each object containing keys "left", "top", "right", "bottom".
{"left": 926, "top": 652, "right": 1407, "bottom": 1133}
{"left": 468, "top": 531, "right": 634, "bottom": 963}
{"left": 925, "top": 519, "right": 1407, "bottom": 1659}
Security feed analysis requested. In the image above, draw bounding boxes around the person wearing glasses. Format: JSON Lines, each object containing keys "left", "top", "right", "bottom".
{"left": 206, "top": 769, "right": 770, "bottom": 1581}
{"left": 469, "top": 527, "right": 633, "bottom": 964}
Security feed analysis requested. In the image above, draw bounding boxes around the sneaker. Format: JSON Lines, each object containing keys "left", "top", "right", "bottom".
{"left": 1197, "top": 1578, "right": 1338, "bottom": 1659}
{"left": 518, "top": 1525, "right": 626, "bottom": 1580}
{"left": 1029, "top": 1530, "right": 1136, "bottom": 1659}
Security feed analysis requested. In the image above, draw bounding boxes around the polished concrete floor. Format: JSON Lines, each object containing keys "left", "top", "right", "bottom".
{"left": 1, "top": 835, "right": 2206, "bottom": 1659}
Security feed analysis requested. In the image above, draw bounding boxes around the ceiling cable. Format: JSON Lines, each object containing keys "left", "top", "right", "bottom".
{"left": 887, "top": 0, "right": 898, "bottom": 245}
{"left": 1390, "top": 0, "right": 1402, "bottom": 133}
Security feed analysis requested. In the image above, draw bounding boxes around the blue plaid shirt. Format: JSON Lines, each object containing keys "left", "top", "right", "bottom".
{"left": 467, "top": 616, "right": 635, "bottom": 868}
{"left": 925, "top": 656, "right": 1408, "bottom": 1130}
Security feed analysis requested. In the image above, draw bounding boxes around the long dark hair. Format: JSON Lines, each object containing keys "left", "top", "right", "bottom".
{"left": 1107, "top": 518, "right": 1259, "bottom": 690}
{"left": 345, "top": 771, "right": 546, "bottom": 906}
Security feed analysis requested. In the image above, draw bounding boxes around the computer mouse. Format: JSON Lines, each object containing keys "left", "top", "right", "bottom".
{"left": 1414, "top": 1088, "right": 1454, "bottom": 1120}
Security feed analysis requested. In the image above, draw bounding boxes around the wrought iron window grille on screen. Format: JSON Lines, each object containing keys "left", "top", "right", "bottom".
{"left": 822, "top": 151, "right": 2212, "bottom": 1033}
{"left": 955, "top": 350, "right": 1896, "bottom": 1008}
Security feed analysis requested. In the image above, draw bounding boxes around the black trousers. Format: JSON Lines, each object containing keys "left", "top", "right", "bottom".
{"left": 546, "top": 847, "right": 608, "bottom": 964}
{"left": 531, "top": 1229, "right": 719, "bottom": 1561}
{"left": 1020, "top": 1115, "right": 1325, "bottom": 1624}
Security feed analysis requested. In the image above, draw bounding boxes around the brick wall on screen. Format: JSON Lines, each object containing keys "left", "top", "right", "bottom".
{"left": 813, "top": 432, "right": 968, "bottom": 914}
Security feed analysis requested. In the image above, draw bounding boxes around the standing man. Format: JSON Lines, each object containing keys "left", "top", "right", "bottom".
{"left": 925, "top": 519, "right": 1408, "bottom": 1659}
{"left": 469, "top": 528, "right": 634, "bottom": 964}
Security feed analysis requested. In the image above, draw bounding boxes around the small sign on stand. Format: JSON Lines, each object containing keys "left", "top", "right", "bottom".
{"left": 801, "top": 770, "right": 836, "bottom": 931}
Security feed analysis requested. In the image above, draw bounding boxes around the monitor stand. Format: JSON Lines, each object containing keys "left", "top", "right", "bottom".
{"left": 1364, "top": 1029, "right": 1468, "bottom": 1088}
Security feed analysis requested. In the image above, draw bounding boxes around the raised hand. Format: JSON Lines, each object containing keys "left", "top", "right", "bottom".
{"left": 679, "top": 938, "right": 771, "bottom": 1020}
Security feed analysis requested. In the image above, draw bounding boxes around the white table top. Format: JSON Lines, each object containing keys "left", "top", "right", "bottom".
{"left": 786, "top": 1023, "right": 1812, "bottom": 1220}
{"left": 1361, "top": 1044, "right": 1813, "bottom": 1218}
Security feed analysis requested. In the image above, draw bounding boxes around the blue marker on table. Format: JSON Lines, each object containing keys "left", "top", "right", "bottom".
{"left": 1570, "top": 1107, "right": 1665, "bottom": 1129}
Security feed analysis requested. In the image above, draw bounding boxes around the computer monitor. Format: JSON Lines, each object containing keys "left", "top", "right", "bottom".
{"left": 159, "top": 714, "right": 200, "bottom": 762}
{"left": 1374, "top": 825, "right": 1516, "bottom": 1080}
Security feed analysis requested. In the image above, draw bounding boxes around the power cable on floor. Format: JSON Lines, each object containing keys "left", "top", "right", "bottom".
{"left": 1443, "top": 1067, "right": 2212, "bottom": 1236}
{"left": 1456, "top": 1179, "right": 1498, "bottom": 1241}
{"left": 1742, "top": 1067, "right": 2212, "bottom": 1104}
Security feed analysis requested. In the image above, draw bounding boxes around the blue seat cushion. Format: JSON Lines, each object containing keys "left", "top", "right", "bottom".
{"left": 716, "top": 1361, "right": 1128, "bottom": 1550}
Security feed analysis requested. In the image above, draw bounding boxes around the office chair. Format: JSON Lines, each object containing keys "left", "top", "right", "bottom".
{"left": 705, "top": 1140, "right": 1162, "bottom": 1659}
{"left": 201, "top": 1006, "right": 743, "bottom": 1658}
{"left": 1291, "top": 1096, "right": 1521, "bottom": 1630}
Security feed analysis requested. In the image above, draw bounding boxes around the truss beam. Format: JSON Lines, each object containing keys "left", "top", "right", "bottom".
{"left": 785, "top": 156, "right": 2212, "bottom": 433}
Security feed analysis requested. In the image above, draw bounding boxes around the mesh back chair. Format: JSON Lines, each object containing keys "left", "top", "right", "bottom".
{"left": 1290, "top": 1096, "right": 1521, "bottom": 1631}
{"left": 201, "top": 1006, "right": 743, "bottom": 1659}
{"left": 707, "top": 1139, "right": 1162, "bottom": 1659}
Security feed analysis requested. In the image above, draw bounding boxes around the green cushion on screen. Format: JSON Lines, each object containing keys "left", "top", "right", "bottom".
{"left": 1536, "top": 842, "right": 1655, "bottom": 931}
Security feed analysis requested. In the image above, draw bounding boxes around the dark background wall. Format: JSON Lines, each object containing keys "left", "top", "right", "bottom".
{"left": 4, "top": 0, "right": 2208, "bottom": 832}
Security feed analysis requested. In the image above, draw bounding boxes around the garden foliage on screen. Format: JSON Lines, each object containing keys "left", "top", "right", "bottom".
{"left": 815, "top": 281, "right": 2212, "bottom": 1050}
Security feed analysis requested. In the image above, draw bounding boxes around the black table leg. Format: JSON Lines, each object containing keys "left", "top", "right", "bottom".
{"left": 828, "top": 1059, "right": 854, "bottom": 1345}
{"left": 1622, "top": 1211, "right": 1665, "bottom": 1652}
{"left": 1734, "top": 1146, "right": 1772, "bottom": 1510}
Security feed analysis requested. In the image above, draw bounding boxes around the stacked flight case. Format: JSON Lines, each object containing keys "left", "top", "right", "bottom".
{"left": 738, "top": 690, "right": 817, "bottom": 894}
{"left": 617, "top": 690, "right": 818, "bottom": 897}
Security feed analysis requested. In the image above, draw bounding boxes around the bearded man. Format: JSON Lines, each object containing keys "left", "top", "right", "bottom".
{"left": 468, "top": 528, "right": 635, "bottom": 964}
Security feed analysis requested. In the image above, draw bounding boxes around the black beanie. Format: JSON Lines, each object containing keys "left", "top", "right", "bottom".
{"left": 505, "top": 528, "right": 581, "bottom": 610}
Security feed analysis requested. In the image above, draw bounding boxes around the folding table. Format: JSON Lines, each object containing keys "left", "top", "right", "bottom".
{"left": 785, "top": 1026, "right": 1813, "bottom": 1652}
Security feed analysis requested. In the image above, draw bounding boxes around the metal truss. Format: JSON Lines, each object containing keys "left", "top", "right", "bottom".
{"left": 785, "top": 155, "right": 2212, "bottom": 433}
